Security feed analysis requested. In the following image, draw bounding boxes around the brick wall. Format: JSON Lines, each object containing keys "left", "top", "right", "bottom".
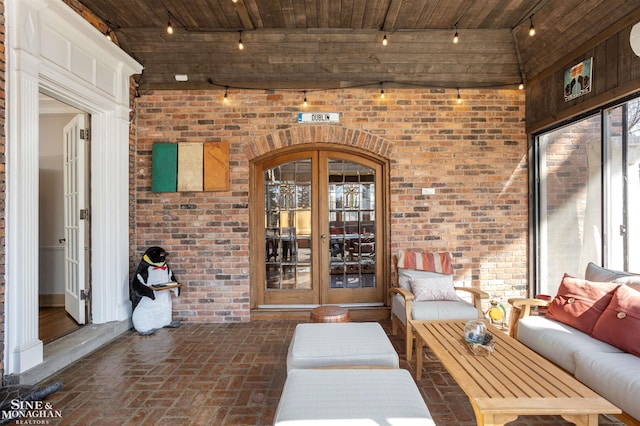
{"left": 134, "top": 88, "right": 528, "bottom": 322}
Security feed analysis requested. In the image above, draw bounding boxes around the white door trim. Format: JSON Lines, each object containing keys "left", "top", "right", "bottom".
{"left": 5, "top": 0, "right": 142, "bottom": 374}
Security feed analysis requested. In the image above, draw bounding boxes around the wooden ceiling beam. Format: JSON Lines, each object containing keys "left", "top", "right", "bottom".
{"left": 233, "top": 0, "right": 255, "bottom": 30}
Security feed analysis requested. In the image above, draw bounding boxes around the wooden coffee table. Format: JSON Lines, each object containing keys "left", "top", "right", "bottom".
{"left": 410, "top": 320, "right": 621, "bottom": 426}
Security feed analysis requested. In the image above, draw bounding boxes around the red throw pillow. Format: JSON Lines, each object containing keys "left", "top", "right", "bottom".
{"left": 546, "top": 274, "right": 620, "bottom": 334}
{"left": 592, "top": 285, "right": 640, "bottom": 356}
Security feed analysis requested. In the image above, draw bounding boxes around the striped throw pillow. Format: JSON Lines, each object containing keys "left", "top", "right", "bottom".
{"left": 397, "top": 250, "right": 453, "bottom": 275}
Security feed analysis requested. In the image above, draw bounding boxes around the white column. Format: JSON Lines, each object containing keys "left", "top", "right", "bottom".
{"left": 7, "top": 50, "right": 44, "bottom": 372}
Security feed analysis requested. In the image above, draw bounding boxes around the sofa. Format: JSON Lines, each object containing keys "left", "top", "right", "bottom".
{"left": 510, "top": 263, "right": 640, "bottom": 425}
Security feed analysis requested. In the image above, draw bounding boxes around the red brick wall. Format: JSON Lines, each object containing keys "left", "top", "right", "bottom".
{"left": 134, "top": 88, "right": 528, "bottom": 322}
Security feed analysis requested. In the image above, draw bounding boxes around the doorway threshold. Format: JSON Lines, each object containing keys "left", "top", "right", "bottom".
{"left": 5, "top": 319, "right": 131, "bottom": 386}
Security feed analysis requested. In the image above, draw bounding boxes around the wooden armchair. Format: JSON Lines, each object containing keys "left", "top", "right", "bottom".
{"left": 388, "top": 251, "right": 488, "bottom": 361}
{"left": 507, "top": 297, "right": 551, "bottom": 338}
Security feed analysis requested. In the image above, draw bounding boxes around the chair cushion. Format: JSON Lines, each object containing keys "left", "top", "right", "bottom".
{"left": 592, "top": 284, "right": 640, "bottom": 357}
{"left": 575, "top": 351, "right": 640, "bottom": 422}
{"left": 274, "top": 368, "right": 434, "bottom": 426}
{"left": 411, "top": 299, "right": 479, "bottom": 321}
{"left": 410, "top": 275, "right": 458, "bottom": 301}
{"left": 286, "top": 323, "right": 399, "bottom": 373}
{"left": 397, "top": 250, "right": 453, "bottom": 274}
{"left": 546, "top": 274, "right": 619, "bottom": 334}
{"left": 517, "top": 316, "right": 622, "bottom": 374}
{"left": 392, "top": 294, "right": 479, "bottom": 323}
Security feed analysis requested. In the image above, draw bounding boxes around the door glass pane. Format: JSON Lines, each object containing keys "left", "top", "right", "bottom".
{"left": 624, "top": 99, "right": 640, "bottom": 272}
{"left": 328, "top": 160, "right": 376, "bottom": 289}
{"left": 536, "top": 115, "right": 602, "bottom": 295}
{"left": 264, "top": 160, "right": 312, "bottom": 290}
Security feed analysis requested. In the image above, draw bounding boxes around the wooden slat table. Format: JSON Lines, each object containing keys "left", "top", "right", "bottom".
{"left": 410, "top": 320, "right": 621, "bottom": 426}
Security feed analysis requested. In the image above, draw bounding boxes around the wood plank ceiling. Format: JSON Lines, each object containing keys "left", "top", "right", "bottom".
{"left": 76, "top": 0, "right": 640, "bottom": 91}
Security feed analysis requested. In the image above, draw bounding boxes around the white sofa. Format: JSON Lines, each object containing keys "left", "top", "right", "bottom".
{"left": 511, "top": 263, "right": 640, "bottom": 425}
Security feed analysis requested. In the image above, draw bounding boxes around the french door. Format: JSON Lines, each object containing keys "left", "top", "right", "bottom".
{"left": 253, "top": 148, "right": 386, "bottom": 307}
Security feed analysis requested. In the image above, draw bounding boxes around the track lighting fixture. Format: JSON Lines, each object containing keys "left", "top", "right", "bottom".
{"left": 453, "top": 24, "right": 459, "bottom": 44}
{"left": 382, "top": 34, "right": 388, "bottom": 46}
{"left": 166, "top": 11, "right": 174, "bottom": 35}
{"left": 238, "top": 30, "right": 244, "bottom": 50}
{"left": 303, "top": 91, "right": 308, "bottom": 107}
{"left": 528, "top": 15, "right": 536, "bottom": 37}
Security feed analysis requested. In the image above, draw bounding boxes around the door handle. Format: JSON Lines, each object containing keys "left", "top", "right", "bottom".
{"left": 321, "top": 234, "right": 327, "bottom": 241}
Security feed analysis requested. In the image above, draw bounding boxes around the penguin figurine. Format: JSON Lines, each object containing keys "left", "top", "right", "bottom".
{"left": 130, "top": 246, "right": 181, "bottom": 335}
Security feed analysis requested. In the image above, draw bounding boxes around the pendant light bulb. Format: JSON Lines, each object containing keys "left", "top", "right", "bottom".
{"left": 105, "top": 29, "right": 112, "bottom": 41}
{"left": 528, "top": 16, "right": 536, "bottom": 37}
{"left": 518, "top": 82, "right": 525, "bottom": 90}
{"left": 224, "top": 87, "right": 229, "bottom": 102}
{"left": 382, "top": 34, "right": 388, "bottom": 46}
{"left": 238, "top": 30, "right": 244, "bottom": 50}
{"left": 380, "top": 89, "right": 385, "bottom": 99}
{"left": 457, "top": 89, "right": 462, "bottom": 104}
{"left": 303, "top": 91, "right": 308, "bottom": 107}
{"left": 453, "top": 24, "right": 459, "bottom": 44}
{"left": 166, "top": 12, "right": 174, "bottom": 35}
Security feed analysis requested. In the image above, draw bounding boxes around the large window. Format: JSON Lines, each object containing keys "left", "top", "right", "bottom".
{"left": 534, "top": 95, "right": 640, "bottom": 296}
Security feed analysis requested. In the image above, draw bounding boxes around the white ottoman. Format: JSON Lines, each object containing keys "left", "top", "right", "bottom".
{"left": 274, "top": 368, "right": 434, "bottom": 426}
{"left": 286, "top": 322, "right": 399, "bottom": 373}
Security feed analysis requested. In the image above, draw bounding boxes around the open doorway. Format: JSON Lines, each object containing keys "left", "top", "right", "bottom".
{"left": 38, "top": 94, "right": 91, "bottom": 344}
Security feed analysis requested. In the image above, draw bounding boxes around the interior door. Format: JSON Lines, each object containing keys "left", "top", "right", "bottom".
{"left": 63, "top": 114, "right": 86, "bottom": 324}
{"left": 257, "top": 149, "right": 384, "bottom": 307}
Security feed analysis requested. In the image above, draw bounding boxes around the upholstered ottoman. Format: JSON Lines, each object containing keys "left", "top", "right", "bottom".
{"left": 274, "top": 368, "right": 434, "bottom": 425}
{"left": 286, "top": 322, "right": 399, "bottom": 373}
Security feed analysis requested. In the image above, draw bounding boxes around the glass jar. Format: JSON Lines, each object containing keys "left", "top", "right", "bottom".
{"left": 464, "top": 319, "right": 487, "bottom": 344}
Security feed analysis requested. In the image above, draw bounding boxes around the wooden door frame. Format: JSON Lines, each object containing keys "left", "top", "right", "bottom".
{"left": 249, "top": 143, "right": 391, "bottom": 310}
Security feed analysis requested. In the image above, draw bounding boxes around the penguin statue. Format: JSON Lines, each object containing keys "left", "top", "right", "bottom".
{"left": 130, "top": 246, "right": 181, "bottom": 335}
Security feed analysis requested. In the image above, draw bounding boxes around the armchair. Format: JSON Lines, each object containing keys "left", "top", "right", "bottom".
{"left": 389, "top": 250, "right": 488, "bottom": 361}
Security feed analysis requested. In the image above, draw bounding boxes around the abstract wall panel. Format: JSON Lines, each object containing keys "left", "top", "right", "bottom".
{"left": 151, "top": 142, "right": 230, "bottom": 192}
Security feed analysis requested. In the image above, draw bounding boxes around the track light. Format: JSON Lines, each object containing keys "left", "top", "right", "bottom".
{"left": 528, "top": 16, "right": 536, "bottom": 37}
{"left": 166, "top": 12, "right": 174, "bottom": 35}
{"left": 238, "top": 30, "right": 244, "bottom": 50}
{"left": 457, "top": 89, "right": 462, "bottom": 104}
{"left": 303, "top": 91, "right": 308, "bottom": 107}
{"left": 453, "top": 24, "right": 459, "bottom": 44}
{"left": 382, "top": 34, "right": 388, "bottom": 46}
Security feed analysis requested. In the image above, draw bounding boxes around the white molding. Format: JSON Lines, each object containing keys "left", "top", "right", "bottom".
{"left": 5, "top": 0, "right": 142, "bottom": 375}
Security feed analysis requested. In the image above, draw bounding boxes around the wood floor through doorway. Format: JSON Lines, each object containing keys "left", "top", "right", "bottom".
{"left": 39, "top": 307, "right": 82, "bottom": 344}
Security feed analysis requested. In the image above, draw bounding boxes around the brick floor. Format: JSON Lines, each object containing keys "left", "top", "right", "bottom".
{"left": 26, "top": 320, "right": 624, "bottom": 425}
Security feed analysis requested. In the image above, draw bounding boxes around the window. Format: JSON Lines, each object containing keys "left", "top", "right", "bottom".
{"left": 533, "top": 94, "right": 640, "bottom": 296}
